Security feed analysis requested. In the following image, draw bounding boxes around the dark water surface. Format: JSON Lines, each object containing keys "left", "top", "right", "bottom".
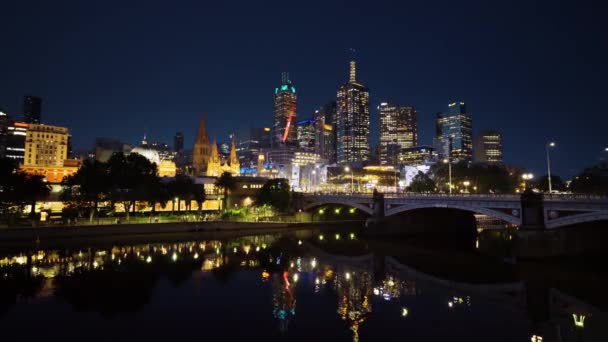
{"left": 0, "top": 229, "right": 606, "bottom": 341}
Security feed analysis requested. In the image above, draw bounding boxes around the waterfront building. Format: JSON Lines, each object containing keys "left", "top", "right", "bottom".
{"left": 474, "top": 129, "right": 503, "bottom": 163}
{"left": 435, "top": 102, "right": 473, "bottom": 162}
{"left": 20, "top": 123, "right": 79, "bottom": 183}
{"left": 23, "top": 95, "right": 42, "bottom": 124}
{"left": 398, "top": 146, "right": 434, "bottom": 165}
{"left": 378, "top": 102, "right": 417, "bottom": 165}
{"left": 273, "top": 73, "right": 298, "bottom": 147}
{"left": 336, "top": 60, "right": 370, "bottom": 166}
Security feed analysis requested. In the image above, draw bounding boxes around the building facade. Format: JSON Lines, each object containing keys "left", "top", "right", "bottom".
{"left": 435, "top": 102, "right": 473, "bottom": 162}
{"left": 378, "top": 103, "right": 417, "bottom": 165}
{"left": 474, "top": 129, "right": 503, "bottom": 163}
{"left": 398, "top": 145, "right": 434, "bottom": 165}
{"left": 336, "top": 60, "right": 370, "bottom": 166}
{"left": 272, "top": 73, "right": 298, "bottom": 148}
{"left": 0, "top": 110, "right": 9, "bottom": 158}
{"left": 297, "top": 118, "right": 316, "bottom": 152}
{"left": 23, "top": 96, "right": 42, "bottom": 124}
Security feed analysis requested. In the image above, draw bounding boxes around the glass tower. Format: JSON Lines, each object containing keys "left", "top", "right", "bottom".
{"left": 378, "top": 102, "right": 417, "bottom": 165}
{"left": 435, "top": 102, "right": 473, "bottom": 162}
{"left": 336, "top": 60, "right": 370, "bottom": 166}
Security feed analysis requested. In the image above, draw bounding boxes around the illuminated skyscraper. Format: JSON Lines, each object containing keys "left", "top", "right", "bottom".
{"left": 336, "top": 60, "right": 370, "bottom": 165}
{"left": 435, "top": 102, "right": 473, "bottom": 162}
{"left": 23, "top": 96, "right": 42, "bottom": 124}
{"left": 297, "top": 118, "right": 315, "bottom": 152}
{"left": 273, "top": 73, "right": 298, "bottom": 147}
{"left": 378, "top": 103, "right": 417, "bottom": 165}
{"left": 474, "top": 129, "right": 503, "bottom": 163}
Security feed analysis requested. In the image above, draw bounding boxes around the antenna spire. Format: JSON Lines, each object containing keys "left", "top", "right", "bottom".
{"left": 349, "top": 48, "right": 357, "bottom": 82}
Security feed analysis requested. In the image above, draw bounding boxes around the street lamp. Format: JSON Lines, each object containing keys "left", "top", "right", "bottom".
{"left": 443, "top": 158, "right": 452, "bottom": 194}
{"left": 344, "top": 166, "right": 354, "bottom": 194}
{"left": 546, "top": 142, "right": 556, "bottom": 193}
{"left": 522, "top": 173, "right": 534, "bottom": 191}
{"left": 463, "top": 180, "right": 470, "bottom": 193}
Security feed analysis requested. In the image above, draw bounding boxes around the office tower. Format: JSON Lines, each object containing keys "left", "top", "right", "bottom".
{"left": 474, "top": 129, "right": 503, "bottom": 163}
{"left": 399, "top": 146, "right": 435, "bottom": 165}
{"left": 336, "top": 60, "right": 370, "bottom": 165}
{"left": 435, "top": 102, "right": 473, "bottom": 162}
{"left": 273, "top": 73, "right": 298, "bottom": 147}
{"left": 174, "top": 132, "right": 184, "bottom": 152}
{"left": 192, "top": 113, "right": 211, "bottom": 175}
{"left": 378, "top": 102, "right": 417, "bottom": 165}
{"left": 5, "top": 121, "right": 28, "bottom": 162}
{"left": 23, "top": 96, "right": 42, "bottom": 124}
{"left": 24, "top": 124, "right": 69, "bottom": 167}
{"left": 297, "top": 118, "right": 316, "bottom": 152}
{"left": 0, "top": 110, "right": 9, "bottom": 158}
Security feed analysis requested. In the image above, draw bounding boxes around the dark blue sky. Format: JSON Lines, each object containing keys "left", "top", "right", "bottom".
{"left": 1, "top": 0, "right": 606, "bottom": 177}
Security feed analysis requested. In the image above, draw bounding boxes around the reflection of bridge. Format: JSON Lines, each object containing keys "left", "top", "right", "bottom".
{"left": 301, "top": 193, "right": 608, "bottom": 229}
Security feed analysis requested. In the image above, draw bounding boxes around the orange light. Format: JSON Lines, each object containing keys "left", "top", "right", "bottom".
{"left": 262, "top": 271, "right": 270, "bottom": 279}
{"left": 264, "top": 127, "right": 271, "bottom": 132}
{"left": 14, "top": 122, "right": 29, "bottom": 128}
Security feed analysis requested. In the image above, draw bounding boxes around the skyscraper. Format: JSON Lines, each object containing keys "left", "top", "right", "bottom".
{"left": 297, "top": 118, "right": 316, "bottom": 152}
{"left": 336, "top": 60, "right": 370, "bottom": 165}
{"left": 192, "top": 113, "right": 211, "bottom": 175}
{"left": 23, "top": 96, "right": 42, "bottom": 124}
{"left": 378, "top": 102, "right": 417, "bottom": 165}
{"left": 474, "top": 129, "right": 503, "bottom": 163}
{"left": 0, "top": 110, "right": 9, "bottom": 158}
{"left": 174, "top": 132, "right": 184, "bottom": 152}
{"left": 313, "top": 103, "right": 337, "bottom": 164}
{"left": 273, "top": 73, "right": 298, "bottom": 147}
{"left": 435, "top": 102, "right": 473, "bottom": 162}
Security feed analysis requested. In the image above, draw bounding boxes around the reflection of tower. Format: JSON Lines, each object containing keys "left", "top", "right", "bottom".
{"left": 336, "top": 270, "right": 373, "bottom": 342}
{"left": 271, "top": 271, "right": 297, "bottom": 334}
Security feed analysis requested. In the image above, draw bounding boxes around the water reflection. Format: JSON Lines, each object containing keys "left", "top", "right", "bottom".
{"left": 0, "top": 233, "right": 606, "bottom": 341}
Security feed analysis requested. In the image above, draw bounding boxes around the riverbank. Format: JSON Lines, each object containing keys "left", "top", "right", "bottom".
{"left": 0, "top": 220, "right": 364, "bottom": 250}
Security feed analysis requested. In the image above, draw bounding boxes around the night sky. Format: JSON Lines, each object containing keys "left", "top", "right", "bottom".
{"left": 1, "top": 0, "right": 606, "bottom": 177}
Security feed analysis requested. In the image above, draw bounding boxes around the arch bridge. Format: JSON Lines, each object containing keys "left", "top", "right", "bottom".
{"left": 301, "top": 193, "right": 608, "bottom": 229}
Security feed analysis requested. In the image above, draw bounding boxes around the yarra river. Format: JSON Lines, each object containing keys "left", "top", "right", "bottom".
{"left": 0, "top": 228, "right": 606, "bottom": 341}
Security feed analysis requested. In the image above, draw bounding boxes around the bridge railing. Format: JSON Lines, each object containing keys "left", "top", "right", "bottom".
{"left": 303, "top": 192, "right": 607, "bottom": 201}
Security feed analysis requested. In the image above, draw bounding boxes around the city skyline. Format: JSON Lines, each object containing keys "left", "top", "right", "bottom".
{"left": 1, "top": 1, "right": 606, "bottom": 177}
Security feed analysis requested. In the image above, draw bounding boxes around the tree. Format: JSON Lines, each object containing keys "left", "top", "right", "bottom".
{"left": 257, "top": 178, "right": 291, "bottom": 213}
{"left": 0, "top": 158, "right": 19, "bottom": 217}
{"left": 535, "top": 175, "right": 566, "bottom": 193}
{"left": 20, "top": 174, "right": 51, "bottom": 219}
{"left": 430, "top": 162, "right": 518, "bottom": 194}
{"left": 61, "top": 159, "right": 110, "bottom": 222}
{"left": 107, "top": 153, "right": 158, "bottom": 220}
{"left": 215, "top": 172, "right": 236, "bottom": 212}
{"left": 168, "top": 175, "right": 195, "bottom": 212}
{"left": 191, "top": 183, "right": 206, "bottom": 217}
{"left": 407, "top": 171, "right": 436, "bottom": 193}
{"left": 570, "top": 165, "right": 608, "bottom": 195}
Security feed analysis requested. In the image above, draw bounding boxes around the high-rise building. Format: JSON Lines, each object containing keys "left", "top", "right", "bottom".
{"left": 474, "top": 129, "right": 503, "bottom": 164}
{"left": 435, "top": 102, "right": 473, "bottom": 162}
{"left": 272, "top": 73, "right": 298, "bottom": 147}
{"left": 336, "top": 60, "right": 370, "bottom": 165}
{"left": 24, "top": 124, "right": 69, "bottom": 167}
{"left": 174, "top": 132, "right": 184, "bottom": 152}
{"left": 0, "top": 110, "right": 9, "bottom": 158}
{"left": 313, "top": 104, "right": 337, "bottom": 164}
{"left": 297, "top": 118, "right": 316, "bottom": 152}
{"left": 378, "top": 103, "right": 417, "bottom": 165}
{"left": 5, "top": 121, "right": 28, "bottom": 162}
{"left": 398, "top": 146, "right": 435, "bottom": 165}
{"left": 236, "top": 127, "right": 271, "bottom": 168}
{"left": 192, "top": 113, "right": 212, "bottom": 175}
{"left": 23, "top": 96, "right": 42, "bottom": 124}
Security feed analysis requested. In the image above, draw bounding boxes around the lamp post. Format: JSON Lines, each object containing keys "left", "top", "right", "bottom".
{"left": 463, "top": 180, "right": 470, "bottom": 194}
{"left": 443, "top": 158, "right": 452, "bottom": 194}
{"left": 344, "top": 166, "right": 354, "bottom": 194}
{"left": 311, "top": 170, "right": 316, "bottom": 193}
{"left": 522, "top": 173, "right": 534, "bottom": 191}
{"left": 546, "top": 142, "right": 556, "bottom": 193}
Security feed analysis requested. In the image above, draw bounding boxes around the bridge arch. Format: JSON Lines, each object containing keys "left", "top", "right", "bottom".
{"left": 303, "top": 200, "right": 374, "bottom": 215}
{"left": 385, "top": 203, "right": 521, "bottom": 225}
{"left": 546, "top": 211, "right": 608, "bottom": 230}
